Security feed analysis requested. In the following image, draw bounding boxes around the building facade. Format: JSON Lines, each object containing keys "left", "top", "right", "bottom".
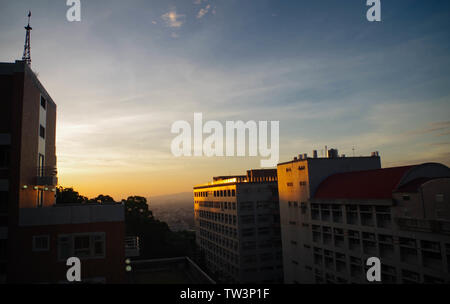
{"left": 278, "top": 150, "right": 450, "bottom": 284}
{"left": 0, "top": 61, "right": 126, "bottom": 283}
{"left": 194, "top": 169, "right": 283, "bottom": 283}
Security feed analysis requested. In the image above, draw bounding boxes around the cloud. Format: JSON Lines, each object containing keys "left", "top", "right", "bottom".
{"left": 197, "top": 4, "right": 211, "bottom": 19}
{"left": 194, "top": 0, "right": 204, "bottom": 4}
{"left": 408, "top": 121, "right": 450, "bottom": 136}
{"left": 161, "top": 10, "right": 185, "bottom": 28}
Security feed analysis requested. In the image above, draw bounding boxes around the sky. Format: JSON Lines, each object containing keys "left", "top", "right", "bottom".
{"left": 0, "top": 0, "right": 449, "bottom": 201}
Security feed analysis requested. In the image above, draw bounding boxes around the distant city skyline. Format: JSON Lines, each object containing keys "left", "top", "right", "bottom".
{"left": 1, "top": 0, "right": 449, "bottom": 200}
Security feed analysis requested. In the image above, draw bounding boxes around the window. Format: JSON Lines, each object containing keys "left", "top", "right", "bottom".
{"left": 58, "top": 236, "right": 71, "bottom": 260}
{"left": 37, "top": 189, "right": 44, "bottom": 208}
{"left": 40, "top": 96, "right": 46, "bottom": 109}
{"left": 231, "top": 190, "right": 236, "bottom": 197}
{"left": 436, "top": 194, "right": 444, "bottom": 203}
{"left": 39, "top": 125, "right": 45, "bottom": 139}
{"left": 287, "top": 182, "right": 293, "bottom": 187}
{"left": 38, "top": 154, "right": 44, "bottom": 177}
{"left": 58, "top": 233, "right": 105, "bottom": 261}
{"left": 74, "top": 235, "right": 91, "bottom": 257}
{"left": 0, "top": 239, "right": 7, "bottom": 260}
{"left": 0, "top": 191, "right": 8, "bottom": 213}
{"left": 0, "top": 147, "right": 10, "bottom": 168}
{"left": 93, "top": 235, "right": 105, "bottom": 256}
{"left": 402, "top": 195, "right": 410, "bottom": 201}
{"left": 33, "top": 235, "right": 50, "bottom": 252}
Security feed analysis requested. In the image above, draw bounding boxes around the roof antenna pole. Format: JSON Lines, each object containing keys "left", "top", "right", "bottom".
{"left": 22, "top": 11, "right": 32, "bottom": 66}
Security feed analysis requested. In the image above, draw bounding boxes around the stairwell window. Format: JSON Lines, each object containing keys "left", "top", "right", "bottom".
{"left": 37, "top": 189, "right": 44, "bottom": 208}
{"left": 40, "top": 96, "right": 46, "bottom": 109}
{"left": 39, "top": 125, "right": 45, "bottom": 139}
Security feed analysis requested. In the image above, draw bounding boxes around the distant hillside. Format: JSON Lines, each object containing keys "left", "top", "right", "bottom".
{"left": 149, "top": 192, "right": 193, "bottom": 207}
{"left": 148, "top": 192, "right": 195, "bottom": 232}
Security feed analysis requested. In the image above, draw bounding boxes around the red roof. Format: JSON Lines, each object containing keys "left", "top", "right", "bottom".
{"left": 314, "top": 166, "right": 415, "bottom": 200}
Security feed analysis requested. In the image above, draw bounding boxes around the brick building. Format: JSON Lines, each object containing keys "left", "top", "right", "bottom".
{"left": 0, "top": 61, "right": 126, "bottom": 283}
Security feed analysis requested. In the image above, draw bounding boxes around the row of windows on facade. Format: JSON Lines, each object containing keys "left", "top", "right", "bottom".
{"left": 241, "top": 214, "right": 278, "bottom": 225}
{"left": 203, "top": 250, "right": 240, "bottom": 279}
{"left": 308, "top": 204, "right": 392, "bottom": 228}
{"left": 32, "top": 233, "right": 105, "bottom": 260}
{"left": 241, "top": 264, "right": 283, "bottom": 274}
{"left": 200, "top": 238, "right": 239, "bottom": 266}
{"left": 198, "top": 211, "right": 237, "bottom": 226}
{"left": 309, "top": 246, "right": 448, "bottom": 284}
{"left": 287, "top": 181, "right": 307, "bottom": 187}
{"left": 285, "top": 166, "right": 306, "bottom": 173}
{"left": 197, "top": 201, "right": 237, "bottom": 211}
{"left": 240, "top": 239, "right": 281, "bottom": 250}
{"left": 307, "top": 225, "right": 450, "bottom": 272}
{"left": 200, "top": 220, "right": 280, "bottom": 245}
{"left": 196, "top": 200, "right": 277, "bottom": 211}
{"left": 248, "top": 176, "right": 277, "bottom": 182}
{"left": 241, "top": 252, "right": 282, "bottom": 265}
{"left": 195, "top": 189, "right": 236, "bottom": 198}
{"left": 199, "top": 226, "right": 238, "bottom": 248}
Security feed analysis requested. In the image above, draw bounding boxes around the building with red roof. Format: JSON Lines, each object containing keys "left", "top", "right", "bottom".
{"left": 277, "top": 150, "right": 450, "bottom": 284}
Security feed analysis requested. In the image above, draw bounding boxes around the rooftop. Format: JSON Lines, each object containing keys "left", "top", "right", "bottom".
{"left": 194, "top": 169, "right": 277, "bottom": 189}
{"left": 314, "top": 163, "right": 450, "bottom": 200}
{"left": 127, "top": 257, "right": 215, "bottom": 284}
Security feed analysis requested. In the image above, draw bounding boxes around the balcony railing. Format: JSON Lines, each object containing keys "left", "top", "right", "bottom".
{"left": 125, "top": 236, "right": 140, "bottom": 257}
{"left": 36, "top": 166, "right": 58, "bottom": 186}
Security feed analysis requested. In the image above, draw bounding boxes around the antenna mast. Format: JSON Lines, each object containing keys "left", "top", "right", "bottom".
{"left": 22, "top": 11, "right": 32, "bottom": 66}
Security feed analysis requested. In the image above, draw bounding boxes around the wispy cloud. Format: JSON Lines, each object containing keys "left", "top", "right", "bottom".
{"left": 408, "top": 121, "right": 450, "bottom": 135}
{"left": 161, "top": 10, "right": 185, "bottom": 28}
{"left": 197, "top": 4, "right": 211, "bottom": 19}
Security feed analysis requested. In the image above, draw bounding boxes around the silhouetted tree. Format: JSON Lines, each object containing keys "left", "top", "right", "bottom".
{"left": 89, "top": 194, "right": 115, "bottom": 204}
{"left": 56, "top": 187, "right": 87, "bottom": 204}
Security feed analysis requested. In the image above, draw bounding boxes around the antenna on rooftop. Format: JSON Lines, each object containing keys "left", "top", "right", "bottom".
{"left": 22, "top": 11, "right": 32, "bottom": 66}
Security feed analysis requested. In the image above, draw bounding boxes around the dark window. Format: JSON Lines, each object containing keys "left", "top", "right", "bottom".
{"left": 0, "top": 147, "right": 10, "bottom": 168}
{"left": 38, "top": 154, "right": 44, "bottom": 177}
{"left": 58, "top": 236, "right": 71, "bottom": 260}
{"left": 74, "top": 235, "right": 91, "bottom": 257}
{"left": 93, "top": 235, "right": 105, "bottom": 256}
{"left": 0, "top": 191, "right": 8, "bottom": 213}
{"left": 33, "top": 235, "right": 49, "bottom": 251}
{"left": 39, "top": 125, "right": 45, "bottom": 139}
{"left": 40, "top": 96, "right": 46, "bottom": 109}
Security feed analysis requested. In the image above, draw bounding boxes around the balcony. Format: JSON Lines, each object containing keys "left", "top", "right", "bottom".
{"left": 36, "top": 166, "right": 58, "bottom": 186}
{"left": 125, "top": 236, "right": 140, "bottom": 257}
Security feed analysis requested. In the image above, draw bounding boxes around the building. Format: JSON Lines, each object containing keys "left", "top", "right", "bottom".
{"left": 0, "top": 60, "right": 126, "bottom": 283}
{"left": 277, "top": 150, "right": 450, "bottom": 283}
{"left": 193, "top": 169, "right": 283, "bottom": 283}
